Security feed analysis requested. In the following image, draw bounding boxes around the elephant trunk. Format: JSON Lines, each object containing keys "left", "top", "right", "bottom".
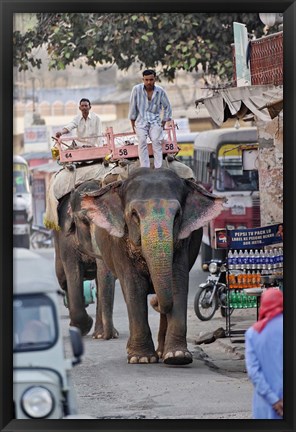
{"left": 142, "top": 231, "right": 174, "bottom": 314}
{"left": 137, "top": 199, "right": 179, "bottom": 314}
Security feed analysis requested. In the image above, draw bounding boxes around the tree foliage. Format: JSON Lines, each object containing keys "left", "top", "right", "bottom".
{"left": 13, "top": 13, "right": 264, "bottom": 80}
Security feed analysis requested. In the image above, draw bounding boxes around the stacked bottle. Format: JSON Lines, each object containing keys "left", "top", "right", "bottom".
{"left": 227, "top": 248, "right": 283, "bottom": 272}
{"left": 228, "top": 290, "right": 257, "bottom": 309}
{"left": 227, "top": 250, "right": 234, "bottom": 270}
{"left": 226, "top": 247, "right": 283, "bottom": 309}
{"left": 227, "top": 271, "right": 261, "bottom": 290}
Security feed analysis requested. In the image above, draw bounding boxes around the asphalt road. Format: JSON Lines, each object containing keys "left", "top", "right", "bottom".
{"left": 37, "top": 248, "right": 255, "bottom": 420}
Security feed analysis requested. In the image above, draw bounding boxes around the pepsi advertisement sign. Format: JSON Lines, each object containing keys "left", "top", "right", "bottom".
{"left": 226, "top": 224, "right": 283, "bottom": 250}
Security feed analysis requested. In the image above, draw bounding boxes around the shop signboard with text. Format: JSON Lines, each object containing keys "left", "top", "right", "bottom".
{"left": 24, "top": 126, "right": 49, "bottom": 152}
{"left": 215, "top": 223, "right": 283, "bottom": 250}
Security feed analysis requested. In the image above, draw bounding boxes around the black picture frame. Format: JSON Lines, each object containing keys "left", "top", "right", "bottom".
{"left": 1, "top": 1, "right": 295, "bottom": 431}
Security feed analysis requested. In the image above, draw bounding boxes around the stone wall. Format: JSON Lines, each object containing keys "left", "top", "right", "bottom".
{"left": 256, "top": 113, "right": 283, "bottom": 226}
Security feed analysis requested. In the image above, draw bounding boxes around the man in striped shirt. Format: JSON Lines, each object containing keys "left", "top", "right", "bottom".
{"left": 128, "top": 70, "right": 172, "bottom": 168}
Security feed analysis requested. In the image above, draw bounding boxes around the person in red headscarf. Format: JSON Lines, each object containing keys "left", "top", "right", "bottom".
{"left": 245, "top": 288, "right": 283, "bottom": 419}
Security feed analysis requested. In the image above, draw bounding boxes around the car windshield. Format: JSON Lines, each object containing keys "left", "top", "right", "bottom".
{"left": 13, "top": 294, "right": 57, "bottom": 352}
{"left": 215, "top": 144, "right": 259, "bottom": 192}
{"left": 216, "top": 164, "right": 259, "bottom": 192}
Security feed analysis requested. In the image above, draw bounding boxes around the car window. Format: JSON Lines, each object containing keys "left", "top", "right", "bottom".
{"left": 13, "top": 294, "right": 58, "bottom": 352}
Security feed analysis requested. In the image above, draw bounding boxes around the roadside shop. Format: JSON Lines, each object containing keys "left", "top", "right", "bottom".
{"left": 215, "top": 223, "right": 283, "bottom": 337}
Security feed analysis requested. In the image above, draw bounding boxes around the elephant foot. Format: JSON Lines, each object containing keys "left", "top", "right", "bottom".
{"left": 127, "top": 337, "right": 158, "bottom": 364}
{"left": 127, "top": 353, "right": 159, "bottom": 364}
{"left": 70, "top": 315, "right": 93, "bottom": 337}
{"left": 156, "top": 345, "right": 164, "bottom": 359}
{"left": 163, "top": 350, "right": 193, "bottom": 366}
{"left": 92, "top": 326, "right": 119, "bottom": 340}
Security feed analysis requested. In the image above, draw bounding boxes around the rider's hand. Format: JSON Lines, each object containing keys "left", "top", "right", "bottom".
{"left": 131, "top": 120, "right": 136, "bottom": 133}
{"left": 55, "top": 131, "right": 62, "bottom": 138}
{"left": 272, "top": 399, "right": 283, "bottom": 417}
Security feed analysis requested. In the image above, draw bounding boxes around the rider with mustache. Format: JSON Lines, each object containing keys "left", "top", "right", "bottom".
{"left": 55, "top": 98, "right": 102, "bottom": 147}
{"left": 129, "top": 69, "right": 172, "bottom": 169}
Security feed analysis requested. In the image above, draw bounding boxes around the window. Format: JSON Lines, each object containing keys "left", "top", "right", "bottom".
{"left": 13, "top": 164, "right": 30, "bottom": 194}
{"left": 216, "top": 143, "right": 259, "bottom": 192}
{"left": 13, "top": 294, "right": 57, "bottom": 352}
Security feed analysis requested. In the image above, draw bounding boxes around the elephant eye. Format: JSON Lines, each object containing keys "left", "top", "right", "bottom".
{"left": 81, "top": 213, "right": 90, "bottom": 225}
{"left": 131, "top": 210, "right": 139, "bottom": 224}
{"left": 174, "top": 209, "right": 181, "bottom": 224}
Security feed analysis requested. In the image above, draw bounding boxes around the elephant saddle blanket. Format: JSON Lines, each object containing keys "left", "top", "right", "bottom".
{"left": 44, "top": 158, "right": 195, "bottom": 230}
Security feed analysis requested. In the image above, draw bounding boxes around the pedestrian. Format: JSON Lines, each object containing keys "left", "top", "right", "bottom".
{"left": 128, "top": 69, "right": 172, "bottom": 168}
{"left": 245, "top": 288, "right": 283, "bottom": 419}
{"left": 55, "top": 98, "right": 102, "bottom": 147}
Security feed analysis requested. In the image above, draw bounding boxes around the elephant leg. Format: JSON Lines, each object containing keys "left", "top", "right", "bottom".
{"left": 151, "top": 292, "right": 190, "bottom": 365}
{"left": 188, "top": 228, "right": 203, "bottom": 270}
{"left": 55, "top": 249, "right": 67, "bottom": 292}
{"left": 156, "top": 314, "right": 167, "bottom": 359}
{"left": 163, "top": 314, "right": 192, "bottom": 365}
{"left": 150, "top": 295, "right": 167, "bottom": 359}
{"left": 93, "top": 259, "right": 119, "bottom": 340}
{"left": 160, "top": 233, "right": 201, "bottom": 364}
{"left": 63, "top": 261, "right": 93, "bottom": 336}
{"left": 163, "top": 264, "right": 192, "bottom": 365}
{"left": 122, "top": 278, "right": 158, "bottom": 364}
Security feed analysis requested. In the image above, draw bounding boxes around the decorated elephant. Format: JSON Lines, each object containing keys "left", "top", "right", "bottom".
{"left": 48, "top": 158, "right": 193, "bottom": 340}
{"left": 70, "top": 168, "right": 224, "bottom": 365}
{"left": 53, "top": 180, "right": 118, "bottom": 339}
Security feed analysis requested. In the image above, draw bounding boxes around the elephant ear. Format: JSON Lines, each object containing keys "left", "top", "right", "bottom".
{"left": 80, "top": 183, "right": 125, "bottom": 238}
{"left": 178, "top": 179, "right": 226, "bottom": 240}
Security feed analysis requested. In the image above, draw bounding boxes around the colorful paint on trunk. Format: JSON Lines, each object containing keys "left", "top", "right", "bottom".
{"left": 133, "top": 199, "right": 179, "bottom": 313}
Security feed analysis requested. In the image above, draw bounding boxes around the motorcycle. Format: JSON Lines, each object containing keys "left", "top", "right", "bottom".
{"left": 194, "top": 259, "right": 233, "bottom": 321}
{"left": 30, "top": 225, "right": 53, "bottom": 249}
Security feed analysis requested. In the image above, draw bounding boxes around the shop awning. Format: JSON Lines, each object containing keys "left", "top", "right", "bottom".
{"left": 195, "top": 84, "right": 283, "bottom": 127}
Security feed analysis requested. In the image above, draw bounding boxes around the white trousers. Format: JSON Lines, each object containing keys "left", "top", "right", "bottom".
{"left": 135, "top": 123, "right": 164, "bottom": 168}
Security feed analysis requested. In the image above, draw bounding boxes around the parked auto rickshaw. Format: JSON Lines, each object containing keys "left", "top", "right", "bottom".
{"left": 13, "top": 248, "right": 86, "bottom": 419}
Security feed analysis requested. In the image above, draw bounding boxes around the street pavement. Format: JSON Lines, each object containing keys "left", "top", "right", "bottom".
{"left": 186, "top": 303, "right": 257, "bottom": 376}
{"left": 38, "top": 247, "right": 255, "bottom": 418}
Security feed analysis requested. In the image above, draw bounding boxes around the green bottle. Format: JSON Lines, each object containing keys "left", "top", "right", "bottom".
{"left": 237, "top": 291, "right": 243, "bottom": 308}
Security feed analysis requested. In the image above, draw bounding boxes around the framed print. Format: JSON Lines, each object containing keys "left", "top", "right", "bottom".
{"left": 1, "top": 1, "right": 295, "bottom": 431}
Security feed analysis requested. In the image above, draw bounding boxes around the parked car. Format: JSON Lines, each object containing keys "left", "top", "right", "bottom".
{"left": 13, "top": 248, "right": 86, "bottom": 419}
